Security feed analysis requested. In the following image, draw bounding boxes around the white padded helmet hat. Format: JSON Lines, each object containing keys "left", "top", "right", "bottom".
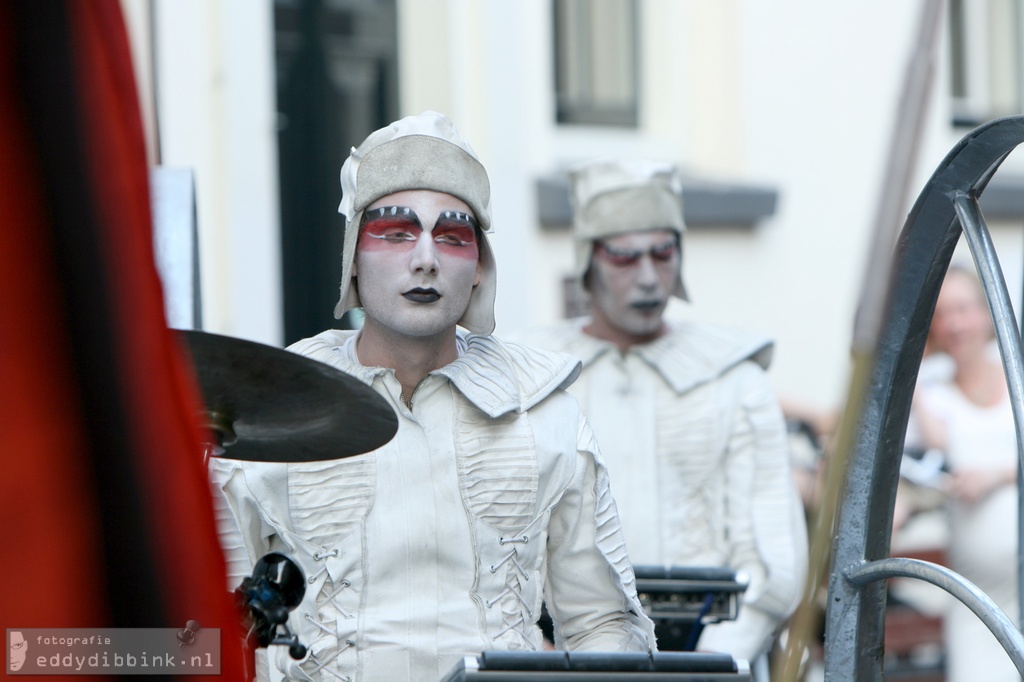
{"left": 334, "top": 111, "right": 497, "bottom": 334}
{"left": 568, "top": 158, "right": 688, "bottom": 301}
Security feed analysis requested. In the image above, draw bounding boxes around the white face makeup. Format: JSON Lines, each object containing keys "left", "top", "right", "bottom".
{"left": 354, "top": 189, "right": 482, "bottom": 340}
{"left": 586, "top": 229, "right": 680, "bottom": 341}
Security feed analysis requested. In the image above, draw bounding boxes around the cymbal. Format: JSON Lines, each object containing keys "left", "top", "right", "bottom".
{"left": 176, "top": 330, "right": 398, "bottom": 462}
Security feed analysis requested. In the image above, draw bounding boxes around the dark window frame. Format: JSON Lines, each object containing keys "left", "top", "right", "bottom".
{"left": 553, "top": 0, "right": 640, "bottom": 127}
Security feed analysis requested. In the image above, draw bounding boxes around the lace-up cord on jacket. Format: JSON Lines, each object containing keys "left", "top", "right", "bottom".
{"left": 485, "top": 535, "right": 532, "bottom": 640}
{"left": 299, "top": 547, "right": 355, "bottom": 681}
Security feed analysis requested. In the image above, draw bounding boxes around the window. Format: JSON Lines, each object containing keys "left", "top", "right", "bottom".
{"left": 949, "top": 0, "right": 1024, "bottom": 126}
{"left": 553, "top": 0, "right": 639, "bottom": 126}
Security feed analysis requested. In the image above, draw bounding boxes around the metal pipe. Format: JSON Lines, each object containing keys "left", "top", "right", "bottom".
{"left": 845, "top": 557, "right": 1024, "bottom": 674}
{"left": 954, "top": 191, "right": 1024, "bottom": 634}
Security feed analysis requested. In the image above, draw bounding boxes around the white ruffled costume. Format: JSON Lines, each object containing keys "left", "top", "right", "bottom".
{"left": 211, "top": 114, "right": 655, "bottom": 681}
{"left": 211, "top": 331, "right": 655, "bottom": 682}
{"left": 514, "top": 318, "right": 807, "bottom": 660}
{"left": 510, "top": 158, "right": 806, "bottom": 662}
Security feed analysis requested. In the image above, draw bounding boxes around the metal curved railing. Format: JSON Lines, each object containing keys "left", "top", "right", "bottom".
{"left": 824, "top": 115, "right": 1024, "bottom": 680}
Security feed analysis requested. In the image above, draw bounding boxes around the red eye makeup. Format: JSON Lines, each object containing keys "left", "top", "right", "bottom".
{"left": 432, "top": 211, "right": 479, "bottom": 248}
{"left": 359, "top": 206, "right": 479, "bottom": 257}
{"left": 595, "top": 240, "right": 677, "bottom": 267}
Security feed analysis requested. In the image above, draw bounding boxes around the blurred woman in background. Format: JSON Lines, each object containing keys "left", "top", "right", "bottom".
{"left": 912, "top": 264, "right": 1020, "bottom": 682}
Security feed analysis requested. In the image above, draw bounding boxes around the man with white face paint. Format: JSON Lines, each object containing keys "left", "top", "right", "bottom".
{"left": 515, "top": 159, "right": 807, "bottom": 671}
{"left": 211, "top": 114, "right": 655, "bottom": 682}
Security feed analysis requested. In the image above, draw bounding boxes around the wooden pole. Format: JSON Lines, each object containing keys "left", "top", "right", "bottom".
{"left": 774, "top": 1, "right": 946, "bottom": 679}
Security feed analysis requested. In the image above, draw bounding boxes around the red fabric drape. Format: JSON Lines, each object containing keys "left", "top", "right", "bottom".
{"left": 1, "top": 2, "right": 245, "bottom": 679}
{"left": 0, "top": 0, "right": 109, "bottom": 631}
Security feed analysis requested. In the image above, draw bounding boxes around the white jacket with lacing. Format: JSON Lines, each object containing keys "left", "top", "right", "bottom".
{"left": 210, "top": 330, "right": 656, "bottom": 682}
{"left": 512, "top": 318, "right": 808, "bottom": 662}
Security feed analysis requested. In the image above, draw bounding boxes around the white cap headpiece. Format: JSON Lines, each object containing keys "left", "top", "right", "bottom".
{"left": 335, "top": 111, "right": 496, "bottom": 333}
{"left": 569, "top": 158, "right": 688, "bottom": 300}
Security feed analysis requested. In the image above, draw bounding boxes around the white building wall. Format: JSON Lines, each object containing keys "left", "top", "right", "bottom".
{"left": 129, "top": 0, "right": 283, "bottom": 346}
{"left": 126, "top": 0, "right": 1024, "bottom": 410}
{"left": 717, "top": 0, "right": 931, "bottom": 406}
